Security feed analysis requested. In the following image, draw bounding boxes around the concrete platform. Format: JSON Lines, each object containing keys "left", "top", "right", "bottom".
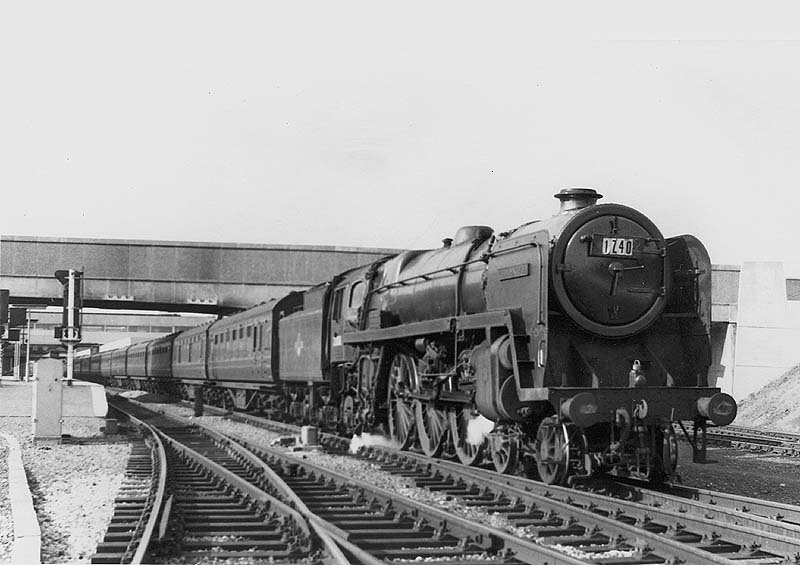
{"left": 0, "top": 379, "right": 107, "bottom": 418}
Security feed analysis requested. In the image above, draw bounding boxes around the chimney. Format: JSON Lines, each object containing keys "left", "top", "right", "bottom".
{"left": 554, "top": 188, "right": 603, "bottom": 212}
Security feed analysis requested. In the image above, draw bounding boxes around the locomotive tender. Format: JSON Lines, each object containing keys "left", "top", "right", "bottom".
{"left": 78, "top": 188, "right": 737, "bottom": 485}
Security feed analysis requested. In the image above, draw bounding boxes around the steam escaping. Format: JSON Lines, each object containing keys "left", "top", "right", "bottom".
{"left": 349, "top": 433, "right": 402, "bottom": 454}
{"left": 466, "top": 415, "right": 495, "bottom": 446}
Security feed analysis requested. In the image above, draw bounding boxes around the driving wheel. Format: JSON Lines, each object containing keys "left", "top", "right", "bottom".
{"left": 415, "top": 400, "right": 449, "bottom": 458}
{"left": 448, "top": 407, "right": 486, "bottom": 466}
{"left": 386, "top": 353, "right": 417, "bottom": 450}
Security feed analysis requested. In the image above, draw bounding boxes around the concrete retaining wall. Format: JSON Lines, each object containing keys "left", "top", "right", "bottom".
{"left": 718, "top": 262, "right": 800, "bottom": 401}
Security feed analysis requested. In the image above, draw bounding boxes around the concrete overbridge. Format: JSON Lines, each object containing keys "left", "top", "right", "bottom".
{"left": 0, "top": 236, "right": 400, "bottom": 314}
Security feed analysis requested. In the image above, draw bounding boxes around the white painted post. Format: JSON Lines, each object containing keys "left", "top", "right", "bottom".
{"left": 32, "top": 358, "right": 63, "bottom": 441}
{"left": 24, "top": 316, "right": 31, "bottom": 382}
{"left": 13, "top": 342, "right": 20, "bottom": 380}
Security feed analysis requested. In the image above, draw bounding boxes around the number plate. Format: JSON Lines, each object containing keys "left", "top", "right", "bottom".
{"left": 600, "top": 237, "right": 635, "bottom": 257}
{"left": 589, "top": 235, "right": 642, "bottom": 257}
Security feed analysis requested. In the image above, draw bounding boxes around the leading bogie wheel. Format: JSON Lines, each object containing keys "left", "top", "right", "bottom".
{"left": 650, "top": 424, "right": 678, "bottom": 484}
{"left": 661, "top": 424, "right": 678, "bottom": 477}
{"left": 535, "top": 416, "right": 569, "bottom": 485}
{"left": 489, "top": 428, "right": 520, "bottom": 475}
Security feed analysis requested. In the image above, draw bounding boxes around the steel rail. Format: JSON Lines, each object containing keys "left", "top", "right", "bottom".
{"left": 184, "top": 405, "right": 800, "bottom": 536}
{"left": 224, "top": 436, "right": 588, "bottom": 565}
{"left": 108, "top": 397, "right": 323, "bottom": 563}
{"left": 119, "top": 398, "right": 534, "bottom": 563}
{"left": 372, "top": 450, "right": 799, "bottom": 564}
{"left": 591, "top": 477, "right": 800, "bottom": 533}
{"left": 150, "top": 401, "right": 800, "bottom": 562}
{"left": 156, "top": 431, "right": 314, "bottom": 552}
{"left": 93, "top": 407, "right": 168, "bottom": 565}
{"left": 682, "top": 422, "right": 800, "bottom": 454}
{"left": 123, "top": 415, "right": 168, "bottom": 565}
{"left": 186, "top": 421, "right": 354, "bottom": 565}
{"left": 182, "top": 404, "right": 800, "bottom": 561}
{"left": 390, "top": 446, "right": 800, "bottom": 544}
{"left": 148, "top": 404, "right": 583, "bottom": 564}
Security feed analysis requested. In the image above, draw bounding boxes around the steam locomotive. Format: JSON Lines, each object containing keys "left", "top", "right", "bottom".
{"left": 77, "top": 188, "right": 737, "bottom": 485}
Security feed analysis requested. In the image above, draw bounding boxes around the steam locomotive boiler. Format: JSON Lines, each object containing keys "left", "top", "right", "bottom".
{"left": 326, "top": 188, "right": 736, "bottom": 484}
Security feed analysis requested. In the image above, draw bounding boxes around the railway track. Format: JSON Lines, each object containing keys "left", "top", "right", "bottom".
{"left": 90, "top": 414, "right": 166, "bottom": 564}
{"left": 109, "top": 396, "right": 578, "bottom": 564}
{"left": 353, "top": 449, "right": 800, "bottom": 564}
{"left": 156, "top": 427, "right": 313, "bottom": 562}
{"left": 684, "top": 422, "right": 800, "bottom": 456}
{"left": 211, "top": 406, "right": 800, "bottom": 534}
{"left": 104, "top": 400, "right": 327, "bottom": 564}
{"left": 590, "top": 477, "right": 800, "bottom": 529}
{"left": 122, "top": 398, "right": 800, "bottom": 564}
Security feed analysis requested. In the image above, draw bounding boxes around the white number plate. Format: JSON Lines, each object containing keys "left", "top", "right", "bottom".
{"left": 602, "top": 237, "right": 634, "bottom": 256}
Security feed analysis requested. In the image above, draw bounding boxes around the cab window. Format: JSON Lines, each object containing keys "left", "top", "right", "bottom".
{"left": 332, "top": 287, "right": 345, "bottom": 322}
{"left": 349, "top": 281, "right": 365, "bottom": 309}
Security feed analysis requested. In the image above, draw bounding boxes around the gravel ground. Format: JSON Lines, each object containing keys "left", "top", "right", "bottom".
{"left": 0, "top": 415, "right": 131, "bottom": 564}
{"left": 676, "top": 443, "right": 800, "bottom": 504}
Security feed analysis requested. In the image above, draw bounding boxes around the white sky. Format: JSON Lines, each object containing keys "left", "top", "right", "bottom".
{"left": 2, "top": 4, "right": 800, "bottom": 267}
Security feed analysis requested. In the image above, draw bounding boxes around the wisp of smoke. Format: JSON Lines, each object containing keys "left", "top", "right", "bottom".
{"left": 349, "top": 433, "right": 402, "bottom": 454}
{"left": 466, "top": 415, "right": 495, "bottom": 446}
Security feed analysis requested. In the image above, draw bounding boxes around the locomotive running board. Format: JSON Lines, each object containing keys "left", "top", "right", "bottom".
{"left": 342, "top": 310, "right": 511, "bottom": 344}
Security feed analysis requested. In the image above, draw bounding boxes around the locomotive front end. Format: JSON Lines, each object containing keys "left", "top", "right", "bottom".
{"left": 532, "top": 189, "right": 737, "bottom": 483}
